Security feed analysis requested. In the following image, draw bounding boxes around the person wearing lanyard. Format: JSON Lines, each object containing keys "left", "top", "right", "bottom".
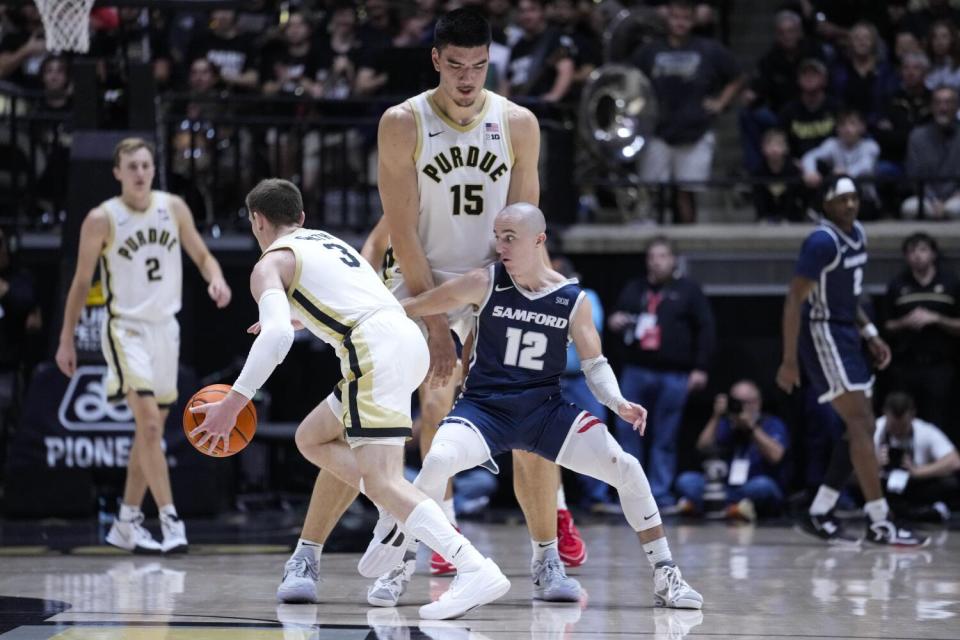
{"left": 674, "top": 380, "right": 789, "bottom": 521}
{"left": 608, "top": 236, "right": 716, "bottom": 506}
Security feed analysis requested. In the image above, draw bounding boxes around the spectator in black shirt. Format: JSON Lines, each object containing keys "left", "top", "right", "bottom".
{"left": 634, "top": 0, "right": 744, "bottom": 223}
{"left": 313, "top": 3, "right": 362, "bottom": 100}
{"left": 874, "top": 52, "right": 931, "bottom": 172}
{"left": 188, "top": 9, "right": 259, "bottom": 91}
{"left": 884, "top": 233, "right": 960, "bottom": 433}
{"left": 356, "top": 0, "right": 399, "bottom": 51}
{"left": 608, "top": 237, "right": 715, "bottom": 507}
{"left": 504, "top": 0, "right": 574, "bottom": 102}
{"left": 548, "top": 0, "right": 602, "bottom": 98}
{"left": 261, "top": 11, "right": 319, "bottom": 99}
{"left": 752, "top": 128, "right": 804, "bottom": 222}
{"left": 778, "top": 58, "right": 838, "bottom": 162}
{"left": 739, "top": 9, "right": 827, "bottom": 172}
{"left": 0, "top": 4, "right": 47, "bottom": 89}
{"left": 830, "top": 21, "right": 898, "bottom": 128}
{"left": 33, "top": 55, "right": 72, "bottom": 217}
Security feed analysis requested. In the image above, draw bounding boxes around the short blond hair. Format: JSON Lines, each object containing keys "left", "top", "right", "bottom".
{"left": 113, "top": 137, "right": 155, "bottom": 167}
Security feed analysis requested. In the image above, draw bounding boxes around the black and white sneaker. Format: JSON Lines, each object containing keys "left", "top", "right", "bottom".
{"left": 865, "top": 520, "right": 929, "bottom": 547}
{"left": 795, "top": 512, "right": 861, "bottom": 546}
{"left": 105, "top": 513, "right": 163, "bottom": 554}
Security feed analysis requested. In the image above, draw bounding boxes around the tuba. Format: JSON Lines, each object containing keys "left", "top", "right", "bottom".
{"left": 577, "top": 4, "right": 664, "bottom": 221}
{"left": 579, "top": 4, "right": 663, "bottom": 164}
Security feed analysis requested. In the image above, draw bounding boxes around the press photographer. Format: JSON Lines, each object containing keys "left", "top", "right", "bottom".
{"left": 673, "top": 380, "right": 789, "bottom": 521}
{"left": 874, "top": 392, "right": 960, "bottom": 523}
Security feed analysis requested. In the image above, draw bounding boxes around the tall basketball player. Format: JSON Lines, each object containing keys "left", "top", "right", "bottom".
{"left": 276, "top": 9, "right": 585, "bottom": 604}
{"left": 56, "top": 138, "right": 232, "bottom": 554}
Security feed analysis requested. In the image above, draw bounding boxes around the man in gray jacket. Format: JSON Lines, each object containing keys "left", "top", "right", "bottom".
{"left": 902, "top": 86, "right": 960, "bottom": 219}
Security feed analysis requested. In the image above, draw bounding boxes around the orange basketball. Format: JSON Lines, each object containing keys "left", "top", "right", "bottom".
{"left": 182, "top": 384, "right": 257, "bottom": 458}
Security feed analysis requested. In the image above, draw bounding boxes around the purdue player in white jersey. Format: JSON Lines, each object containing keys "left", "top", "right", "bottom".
{"left": 56, "top": 138, "right": 231, "bottom": 554}
{"left": 274, "top": 9, "right": 584, "bottom": 607}
{"left": 190, "top": 179, "right": 510, "bottom": 620}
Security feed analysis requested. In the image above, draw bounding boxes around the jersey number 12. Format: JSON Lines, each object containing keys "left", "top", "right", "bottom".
{"left": 504, "top": 327, "right": 546, "bottom": 371}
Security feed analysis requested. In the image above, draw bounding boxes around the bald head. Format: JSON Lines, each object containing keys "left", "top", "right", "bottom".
{"left": 497, "top": 202, "right": 546, "bottom": 234}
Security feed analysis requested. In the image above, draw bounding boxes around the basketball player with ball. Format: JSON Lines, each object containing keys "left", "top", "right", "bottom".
{"left": 56, "top": 137, "right": 232, "bottom": 554}
{"left": 271, "top": 8, "right": 585, "bottom": 608}
{"left": 188, "top": 178, "right": 511, "bottom": 620}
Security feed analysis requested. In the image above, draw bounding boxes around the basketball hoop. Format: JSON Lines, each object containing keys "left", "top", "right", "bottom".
{"left": 35, "top": 0, "right": 97, "bottom": 53}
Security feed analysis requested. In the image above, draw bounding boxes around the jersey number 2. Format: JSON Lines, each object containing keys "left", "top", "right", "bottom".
{"left": 504, "top": 327, "right": 547, "bottom": 371}
{"left": 451, "top": 184, "right": 483, "bottom": 216}
{"left": 146, "top": 258, "right": 161, "bottom": 282}
{"left": 853, "top": 267, "right": 863, "bottom": 296}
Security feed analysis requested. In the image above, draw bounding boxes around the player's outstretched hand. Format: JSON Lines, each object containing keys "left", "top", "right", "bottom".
{"left": 208, "top": 277, "right": 232, "bottom": 308}
{"left": 189, "top": 399, "right": 238, "bottom": 455}
{"left": 426, "top": 328, "right": 457, "bottom": 389}
{"left": 617, "top": 401, "right": 647, "bottom": 436}
{"left": 55, "top": 340, "right": 77, "bottom": 378}
{"left": 867, "top": 336, "right": 892, "bottom": 370}
{"left": 776, "top": 361, "right": 800, "bottom": 393}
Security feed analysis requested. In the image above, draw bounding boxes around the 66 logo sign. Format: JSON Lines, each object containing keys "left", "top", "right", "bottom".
{"left": 57, "top": 365, "right": 134, "bottom": 431}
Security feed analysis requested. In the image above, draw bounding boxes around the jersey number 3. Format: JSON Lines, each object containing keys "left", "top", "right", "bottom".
{"left": 504, "top": 327, "right": 547, "bottom": 371}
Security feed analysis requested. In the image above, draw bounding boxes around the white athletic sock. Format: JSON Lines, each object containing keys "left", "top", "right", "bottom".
{"left": 159, "top": 504, "right": 178, "bottom": 520}
{"left": 293, "top": 538, "right": 323, "bottom": 564}
{"left": 864, "top": 498, "right": 890, "bottom": 524}
{"left": 809, "top": 486, "right": 840, "bottom": 516}
{"left": 118, "top": 503, "right": 140, "bottom": 522}
{"left": 532, "top": 538, "right": 558, "bottom": 563}
{"left": 442, "top": 497, "right": 458, "bottom": 527}
{"left": 556, "top": 484, "right": 568, "bottom": 511}
{"left": 404, "top": 500, "right": 483, "bottom": 573}
{"left": 643, "top": 536, "right": 673, "bottom": 568}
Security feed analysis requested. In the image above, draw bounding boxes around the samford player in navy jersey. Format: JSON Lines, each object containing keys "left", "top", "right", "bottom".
{"left": 778, "top": 175, "right": 927, "bottom": 547}
{"left": 361, "top": 203, "right": 703, "bottom": 609}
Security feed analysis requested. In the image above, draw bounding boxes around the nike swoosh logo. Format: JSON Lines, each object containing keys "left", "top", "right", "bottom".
{"left": 643, "top": 512, "right": 658, "bottom": 520}
{"left": 646, "top": 550, "right": 654, "bottom": 555}
{"left": 429, "top": 130, "right": 443, "bottom": 137}
{"left": 537, "top": 542, "right": 553, "bottom": 548}
{"left": 494, "top": 285, "right": 513, "bottom": 292}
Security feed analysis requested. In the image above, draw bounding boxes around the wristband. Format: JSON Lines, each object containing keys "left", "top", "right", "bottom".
{"left": 860, "top": 323, "right": 879, "bottom": 340}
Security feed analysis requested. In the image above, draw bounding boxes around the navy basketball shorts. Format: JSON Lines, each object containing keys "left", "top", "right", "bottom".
{"left": 799, "top": 319, "right": 874, "bottom": 404}
{"left": 439, "top": 387, "right": 588, "bottom": 473}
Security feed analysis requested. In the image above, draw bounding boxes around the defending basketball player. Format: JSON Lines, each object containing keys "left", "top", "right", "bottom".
{"left": 188, "top": 179, "right": 511, "bottom": 620}
{"left": 362, "top": 203, "right": 703, "bottom": 609}
{"left": 777, "top": 174, "right": 927, "bottom": 546}
{"left": 55, "top": 138, "right": 232, "bottom": 554}
{"left": 275, "top": 8, "right": 586, "bottom": 605}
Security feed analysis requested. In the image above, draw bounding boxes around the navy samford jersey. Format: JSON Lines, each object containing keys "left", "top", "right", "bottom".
{"left": 465, "top": 263, "right": 584, "bottom": 394}
{"left": 795, "top": 219, "right": 868, "bottom": 324}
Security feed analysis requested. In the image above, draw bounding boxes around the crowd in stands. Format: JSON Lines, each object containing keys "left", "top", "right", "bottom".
{"left": 3, "top": 1, "right": 960, "bottom": 224}
{"left": 743, "top": 1, "right": 960, "bottom": 222}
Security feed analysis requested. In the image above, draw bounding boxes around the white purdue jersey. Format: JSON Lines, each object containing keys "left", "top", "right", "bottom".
{"left": 100, "top": 191, "right": 182, "bottom": 321}
{"left": 402, "top": 89, "right": 514, "bottom": 282}
{"left": 263, "top": 228, "right": 403, "bottom": 349}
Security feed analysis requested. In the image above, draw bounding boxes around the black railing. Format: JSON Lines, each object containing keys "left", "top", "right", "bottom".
{"left": 3, "top": 83, "right": 960, "bottom": 232}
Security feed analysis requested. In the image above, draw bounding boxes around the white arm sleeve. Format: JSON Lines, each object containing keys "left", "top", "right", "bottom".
{"left": 233, "top": 288, "right": 295, "bottom": 399}
{"left": 581, "top": 355, "right": 627, "bottom": 412}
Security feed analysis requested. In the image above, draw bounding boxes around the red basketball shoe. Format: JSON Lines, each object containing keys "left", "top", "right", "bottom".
{"left": 557, "top": 509, "right": 587, "bottom": 567}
